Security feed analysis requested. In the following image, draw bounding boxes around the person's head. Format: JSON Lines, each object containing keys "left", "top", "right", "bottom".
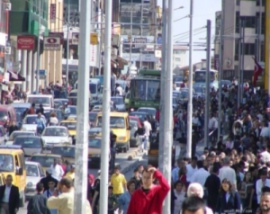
{"left": 223, "top": 157, "right": 231, "bottom": 166}
{"left": 39, "top": 104, "right": 43, "bottom": 108}
{"left": 88, "top": 174, "right": 95, "bottom": 186}
{"left": 187, "top": 183, "right": 204, "bottom": 198}
{"left": 133, "top": 168, "right": 140, "bottom": 177}
{"left": 48, "top": 181, "right": 55, "bottom": 190}
{"left": 58, "top": 178, "right": 72, "bottom": 193}
{"left": 260, "top": 168, "right": 268, "bottom": 181}
{"left": 243, "top": 171, "right": 252, "bottom": 183}
{"left": 37, "top": 112, "right": 42, "bottom": 118}
{"left": 191, "top": 157, "right": 198, "bottom": 167}
{"left": 51, "top": 112, "right": 56, "bottom": 117}
{"left": 108, "top": 186, "right": 113, "bottom": 194}
{"left": 36, "top": 182, "right": 44, "bottom": 193}
{"left": 70, "top": 164, "right": 75, "bottom": 172}
{"left": 5, "top": 174, "right": 13, "bottom": 186}
{"left": 174, "top": 180, "right": 184, "bottom": 192}
{"left": 31, "top": 103, "right": 35, "bottom": 108}
{"left": 142, "top": 167, "right": 154, "bottom": 189}
{"left": 114, "top": 166, "right": 120, "bottom": 175}
{"left": 127, "top": 180, "right": 136, "bottom": 193}
{"left": 260, "top": 192, "right": 270, "bottom": 213}
{"left": 182, "top": 196, "right": 205, "bottom": 214}
{"left": 196, "top": 160, "right": 204, "bottom": 169}
{"left": 212, "top": 164, "right": 220, "bottom": 175}
{"left": 221, "top": 178, "right": 232, "bottom": 192}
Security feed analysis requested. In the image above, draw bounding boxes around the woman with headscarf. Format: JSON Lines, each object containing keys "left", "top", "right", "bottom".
{"left": 87, "top": 174, "right": 95, "bottom": 204}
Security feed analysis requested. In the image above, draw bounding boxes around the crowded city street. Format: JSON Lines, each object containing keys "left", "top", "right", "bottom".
{"left": 1, "top": 0, "right": 270, "bottom": 214}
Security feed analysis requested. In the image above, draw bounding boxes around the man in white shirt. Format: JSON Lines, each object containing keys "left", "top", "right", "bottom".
{"left": 186, "top": 157, "right": 198, "bottom": 183}
{"left": 219, "top": 157, "right": 237, "bottom": 189}
{"left": 50, "top": 158, "right": 64, "bottom": 181}
{"left": 261, "top": 144, "right": 270, "bottom": 164}
{"left": 256, "top": 168, "right": 270, "bottom": 204}
{"left": 116, "top": 84, "right": 123, "bottom": 96}
{"left": 208, "top": 113, "right": 218, "bottom": 130}
{"left": 190, "top": 160, "right": 210, "bottom": 186}
{"left": 260, "top": 122, "right": 270, "bottom": 138}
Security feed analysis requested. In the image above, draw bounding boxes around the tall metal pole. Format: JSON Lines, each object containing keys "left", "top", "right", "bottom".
{"left": 218, "top": 0, "right": 224, "bottom": 139}
{"left": 240, "top": 20, "right": 245, "bottom": 103}
{"left": 99, "top": 0, "right": 112, "bottom": 213}
{"left": 36, "top": 0, "right": 41, "bottom": 93}
{"left": 129, "top": 1, "right": 133, "bottom": 65}
{"left": 258, "top": 0, "right": 262, "bottom": 61}
{"left": 66, "top": 0, "right": 70, "bottom": 85}
{"left": 186, "top": 0, "right": 194, "bottom": 158}
{"left": 204, "top": 20, "right": 211, "bottom": 148}
{"left": 158, "top": 0, "right": 168, "bottom": 171}
{"left": 73, "top": 0, "right": 90, "bottom": 212}
{"left": 162, "top": 0, "right": 173, "bottom": 211}
{"left": 97, "top": 0, "right": 102, "bottom": 76}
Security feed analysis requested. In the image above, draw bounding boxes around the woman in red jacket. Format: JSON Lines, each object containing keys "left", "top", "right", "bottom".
{"left": 127, "top": 167, "right": 170, "bottom": 214}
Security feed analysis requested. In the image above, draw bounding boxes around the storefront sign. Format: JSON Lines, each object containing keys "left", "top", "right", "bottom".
{"left": 89, "top": 44, "right": 98, "bottom": 67}
{"left": 44, "top": 37, "right": 61, "bottom": 50}
{"left": 50, "top": 4, "right": 56, "bottom": 22}
{"left": 17, "top": 35, "right": 35, "bottom": 50}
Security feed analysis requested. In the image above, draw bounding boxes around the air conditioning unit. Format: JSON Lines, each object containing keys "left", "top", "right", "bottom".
{"left": 5, "top": 46, "right": 11, "bottom": 55}
{"left": 4, "top": 3, "right": 11, "bottom": 11}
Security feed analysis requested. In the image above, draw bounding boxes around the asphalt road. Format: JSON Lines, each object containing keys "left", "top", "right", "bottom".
{"left": 18, "top": 148, "right": 144, "bottom": 214}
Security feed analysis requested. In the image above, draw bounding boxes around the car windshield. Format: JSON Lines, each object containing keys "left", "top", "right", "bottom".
{"left": 89, "top": 113, "right": 97, "bottom": 122}
{"left": 26, "top": 164, "right": 39, "bottom": 177}
{"left": 97, "top": 116, "right": 125, "bottom": 128}
{"left": 26, "top": 116, "right": 37, "bottom": 124}
{"left": 9, "top": 132, "right": 34, "bottom": 141}
{"left": 90, "top": 84, "right": 97, "bottom": 94}
{"left": 88, "top": 138, "right": 101, "bottom": 148}
{"left": 111, "top": 97, "right": 124, "bottom": 104}
{"left": 43, "top": 128, "right": 68, "bottom": 137}
{"left": 0, "top": 111, "right": 7, "bottom": 120}
{"left": 51, "top": 147, "right": 75, "bottom": 158}
{"left": 30, "top": 156, "right": 55, "bottom": 168}
{"left": 14, "top": 137, "right": 42, "bottom": 148}
{"left": 138, "top": 108, "right": 156, "bottom": 116}
{"left": 0, "top": 155, "right": 14, "bottom": 172}
{"left": 60, "top": 122, "right": 76, "bottom": 130}
{"left": 28, "top": 97, "right": 50, "bottom": 107}
{"left": 129, "top": 112, "right": 146, "bottom": 121}
{"left": 129, "top": 119, "right": 138, "bottom": 128}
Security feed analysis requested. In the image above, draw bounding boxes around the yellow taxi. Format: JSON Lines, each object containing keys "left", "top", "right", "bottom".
{"left": 0, "top": 145, "right": 27, "bottom": 206}
{"left": 60, "top": 118, "right": 77, "bottom": 144}
{"left": 96, "top": 112, "right": 130, "bottom": 152}
{"left": 29, "top": 153, "right": 62, "bottom": 172}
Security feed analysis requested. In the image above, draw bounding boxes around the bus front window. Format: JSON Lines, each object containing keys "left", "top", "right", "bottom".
{"left": 147, "top": 80, "right": 160, "bottom": 101}
{"left": 135, "top": 80, "right": 146, "bottom": 100}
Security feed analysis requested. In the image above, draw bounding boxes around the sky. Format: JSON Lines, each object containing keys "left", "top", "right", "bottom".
{"left": 157, "top": 0, "right": 221, "bottom": 65}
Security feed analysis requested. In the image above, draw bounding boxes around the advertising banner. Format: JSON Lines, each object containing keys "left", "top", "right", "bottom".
{"left": 17, "top": 35, "right": 35, "bottom": 50}
{"left": 44, "top": 37, "right": 61, "bottom": 50}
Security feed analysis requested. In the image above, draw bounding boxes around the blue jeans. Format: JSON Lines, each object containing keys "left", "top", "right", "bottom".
{"left": 50, "top": 209, "right": 58, "bottom": 214}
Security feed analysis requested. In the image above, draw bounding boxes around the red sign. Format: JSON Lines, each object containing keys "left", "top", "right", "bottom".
{"left": 50, "top": 4, "right": 56, "bottom": 22}
{"left": 17, "top": 35, "right": 35, "bottom": 50}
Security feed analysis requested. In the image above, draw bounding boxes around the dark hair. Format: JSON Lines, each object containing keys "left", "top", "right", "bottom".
{"left": 197, "top": 160, "right": 204, "bottom": 169}
{"left": 191, "top": 157, "right": 198, "bottom": 162}
{"left": 174, "top": 180, "right": 184, "bottom": 188}
{"left": 181, "top": 196, "right": 205, "bottom": 213}
{"left": 59, "top": 178, "right": 72, "bottom": 189}
{"left": 36, "top": 182, "right": 44, "bottom": 192}
{"left": 212, "top": 165, "right": 220, "bottom": 174}
{"left": 127, "top": 180, "right": 136, "bottom": 190}
{"left": 262, "top": 186, "right": 270, "bottom": 194}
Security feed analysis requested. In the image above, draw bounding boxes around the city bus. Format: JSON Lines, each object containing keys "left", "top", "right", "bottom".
{"left": 193, "top": 69, "right": 219, "bottom": 90}
{"left": 125, "top": 69, "right": 161, "bottom": 110}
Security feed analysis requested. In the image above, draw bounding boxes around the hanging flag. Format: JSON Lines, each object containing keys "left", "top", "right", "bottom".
{"left": 253, "top": 57, "right": 263, "bottom": 86}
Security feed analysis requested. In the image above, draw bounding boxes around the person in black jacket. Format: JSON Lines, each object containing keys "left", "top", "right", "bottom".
{"left": 36, "top": 104, "right": 44, "bottom": 115}
{"left": 39, "top": 169, "right": 58, "bottom": 192}
{"left": 0, "top": 174, "right": 20, "bottom": 214}
{"left": 27, "top": 182, "right": 50, "bottom": 214}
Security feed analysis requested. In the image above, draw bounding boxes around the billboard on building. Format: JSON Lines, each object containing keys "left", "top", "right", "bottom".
{"left": 44, "top": 37, "right": 61, "bottom": 50}
{"left": 17, "top": 35, "right": 35, "bottom": 50}
{"left": 50, "top": 3, "right": 56, "bottom": 22}
{"left": 71, "top": 32, "right": 79, "bottom": 45}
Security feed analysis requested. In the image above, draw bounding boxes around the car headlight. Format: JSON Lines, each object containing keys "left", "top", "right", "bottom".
{"left": 27, "top": 182, "right": 34, "bottom": 187}
{"left": 118, "top": 136, "right": 126, "bottom": 141}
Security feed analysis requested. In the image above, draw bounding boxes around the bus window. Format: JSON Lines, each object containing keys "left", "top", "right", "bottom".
{"left": 135, "top": 80, "right": 146, "bottom": 100}
{"left": 147, "top": 80, "right": 160, "bottom": 101}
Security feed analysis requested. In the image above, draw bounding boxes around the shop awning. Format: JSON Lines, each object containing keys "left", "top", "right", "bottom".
{"left": 8, "top": 71, "right": 25, "bottom": 81}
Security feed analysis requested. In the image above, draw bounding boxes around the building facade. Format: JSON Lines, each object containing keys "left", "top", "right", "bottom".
{"left": 119, "top": 0, "right": 158, "bottom": 69}
{"left": 220, "top": 0, "right": 264, "bottom": 80}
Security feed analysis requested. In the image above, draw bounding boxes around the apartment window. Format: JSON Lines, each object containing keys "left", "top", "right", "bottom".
{"left": 256, "top": 0, "right": 265, "bottom": 6}
{"left": 241, "top": 16, "right": 256, "bottom": 28}
{"left": 256, "top": 12, "right": 265, "bottom": 35}
{"left": 235, "top": 12, "right": 240, "bottom": 33}
{"left": 244, "top": 43, "right": 255, "bottom": 55}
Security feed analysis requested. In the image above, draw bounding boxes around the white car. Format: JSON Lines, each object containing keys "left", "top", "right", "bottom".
{"left": 25, "top": 161, "right": 45, "bottom": 199}
{"left": 22, "top": 115, "right": 46, "bottom": 132}
{"left": 5, "top": 130, "right": 35, "bottom": 145}
{"left": 42, "top": 126, "right": 72, "bottom": 148}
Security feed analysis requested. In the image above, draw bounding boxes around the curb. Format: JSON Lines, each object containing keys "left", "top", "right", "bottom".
{"left": 121, "top": 158, "right": 141, "bottom": 175}
{"left": 127, "top": 148, "right": 140, "bottom": 160}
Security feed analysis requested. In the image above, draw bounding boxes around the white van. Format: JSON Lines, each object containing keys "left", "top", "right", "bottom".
{"left": 74, "top": 78, "right": 101, "bottom": 100}
{"left": 26, "top": 94, "right": 54, "bottom": 110}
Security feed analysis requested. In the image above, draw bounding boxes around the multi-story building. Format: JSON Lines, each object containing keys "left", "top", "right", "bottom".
{"left": 220, "top": 0, "right": 265, "bottom": 80}
{"left": 120, "top": 0, "right": 158, "bottom": 69}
